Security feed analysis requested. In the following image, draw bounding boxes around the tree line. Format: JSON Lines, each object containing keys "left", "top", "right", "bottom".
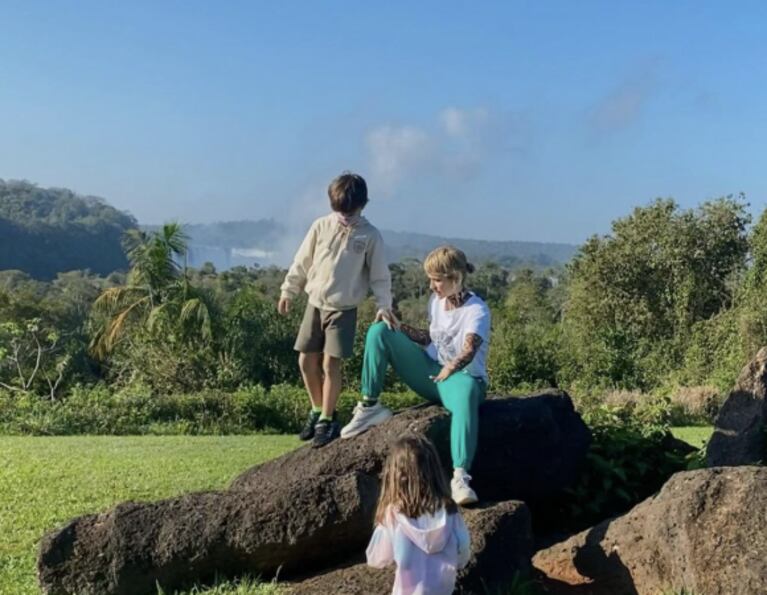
{"left": 1, "top": 194, "right": 764, "bottom": 402}
{"left": 0, "top": 180, "right": 136, "bottom": 279}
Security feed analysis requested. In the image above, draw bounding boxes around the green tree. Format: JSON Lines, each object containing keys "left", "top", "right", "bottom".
{"left": 0, "top": 318, "right": 70, "bottom": 399}
{"left": 560, "top": 197, "right": 750, "bottom": 392}
{"left": 679, "top": 205, "right": 767, "bottom": 391}
{"left": 0, "top": 179, "right": 137, "bottom": 279}
{"left": 489, "top": 269, "right": 561, "bottom": 391}
{"left": 470, "top": 261, "right": 509, "bottom": 305}
{"left": 89, "top": 223, "right": 217, "bottom": 391}
{"left": 219, "top": 287, "right": 302, "bottom": 388}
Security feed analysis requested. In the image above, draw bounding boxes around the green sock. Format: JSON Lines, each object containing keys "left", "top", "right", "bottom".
{"left": 361, "top": 396, "right": 378, "bottom": 407}
{"left": 319, "top": 412, "right": 333, "bottom": 422}
{"left": 311, "top": 405, "right": 322, "bottom": 414}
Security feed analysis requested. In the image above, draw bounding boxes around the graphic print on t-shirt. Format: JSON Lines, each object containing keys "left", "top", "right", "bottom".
{"left": 432, "top": 329, "right": 460, "bottom": 363}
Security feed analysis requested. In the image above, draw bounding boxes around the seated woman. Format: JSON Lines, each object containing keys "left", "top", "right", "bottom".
{"left": 341, "top": 245, "right": 491, "bottom": 505}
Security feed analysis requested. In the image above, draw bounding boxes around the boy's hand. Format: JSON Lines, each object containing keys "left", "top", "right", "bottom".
{"left": 277, "top": 297, "right": 291, "bottom": 315}
{"left": 375, "top": 308, "right": 400, "bottom": 330}
{"left": 430, "top": 364, "right": 455, "bottom": 383}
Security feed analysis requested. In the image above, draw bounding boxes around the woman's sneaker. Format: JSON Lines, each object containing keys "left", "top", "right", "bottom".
{"left": 312, "top": 418, "right": 340, "bottom": 448}
{"left": 340, "top": 402, "right": 393, "bottom": 438}
{"left": 451, "top": 469, "right": 478, "bottom": 506}
{"left": 298, "top": 410, "right": 321, "bottom": 441}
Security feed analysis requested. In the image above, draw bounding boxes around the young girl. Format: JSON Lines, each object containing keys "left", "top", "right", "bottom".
{"left": 366, "top": 435, "right": 471, "bottom": 595}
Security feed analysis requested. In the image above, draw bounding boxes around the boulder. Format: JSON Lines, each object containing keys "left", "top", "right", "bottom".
{"left": 533, "top": 466, "right": 767, "bottom": 595}
{"left": 39, "top": 392, "right": 589, "bottom": 595}
{"left": 706, "top": 347, "right": 767, "bottom": 466}
{"left": 289, "top": 500, "right": 533, "bottom": 595}
{"left": 39, "top": 472, "right": 378, "bottom": 595}
{"left": 233, "top": 390, "right": 592, "bottom": 502}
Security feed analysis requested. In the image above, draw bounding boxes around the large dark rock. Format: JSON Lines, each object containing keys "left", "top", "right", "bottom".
{"left": 38, "top": 392, "right": 589, "bottom": 595}
{"left": 38, "top": 472, "right": 378, "bottom": 595}
{"left": 233, "top": 390, "right": 592, "bottom": 502}
{"left": 533, "top": 466, "right": 767, "bottom": 595}
{"left": 707, "top": 347, "right": 767, "bottom": 466}
{"left": 289, "top": 500, "right": 533, "bottom": 595}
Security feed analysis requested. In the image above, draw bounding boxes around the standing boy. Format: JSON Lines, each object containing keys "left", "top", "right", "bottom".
{"left": 278, "top": 172, "right": 397, "bottom": 447}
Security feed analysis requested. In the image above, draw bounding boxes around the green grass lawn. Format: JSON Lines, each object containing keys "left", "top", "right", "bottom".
{"left": 0, "top": 435, "right": 299, "bottom": 595}
{"left": 671, "top": 426, "right": 713, "bottom": 449}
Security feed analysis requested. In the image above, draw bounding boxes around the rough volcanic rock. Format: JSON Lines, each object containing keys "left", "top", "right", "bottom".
{"left": 533, "top": 466, "right": 767, "bottom": 595}
{"left": 290, "top": 500, "right": 533, "bottom": 595}
{"left": 39, "top": 473, "right": 378, "bottom": 595}
{"left": 234, "top": 390, "right": 592, "bottom": 502}
{"left": 707, "top": 346, "right": 767, "bottom": 466}
{"left": 39, "top": 392, "right": 589, "bottom": 595}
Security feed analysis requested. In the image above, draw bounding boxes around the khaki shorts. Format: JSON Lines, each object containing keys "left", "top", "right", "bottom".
{"left": 294, "top": 304, "right": 358, "bottom": 359}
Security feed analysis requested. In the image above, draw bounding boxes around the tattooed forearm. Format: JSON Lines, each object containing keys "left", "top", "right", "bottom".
{"left": 400, "top": 324, "right": 431, "bottom": 346}
{"left": 446, "top": 332, "right": 483, "bottom": 371}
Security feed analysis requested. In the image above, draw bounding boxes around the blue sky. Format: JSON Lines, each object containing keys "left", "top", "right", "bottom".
{"left": 1, "top": 0, "right": 765, "bottom": 244}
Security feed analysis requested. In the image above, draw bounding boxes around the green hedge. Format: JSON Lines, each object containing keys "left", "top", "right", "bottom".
{"left": 0, "top": 385, "right": 424, "bottom": 436}
{"left": 531, "top": 402, "right": 695, "bottom": 532}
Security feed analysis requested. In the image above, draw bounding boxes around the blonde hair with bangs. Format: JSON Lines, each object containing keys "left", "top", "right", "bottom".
{"left": 423, "top": 245, "right": 475, "bottom": 289}
{"left": 375, "top": 435, "right": 456, "bottom": 525}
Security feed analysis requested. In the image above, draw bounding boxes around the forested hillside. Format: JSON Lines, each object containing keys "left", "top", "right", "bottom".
{"left": 0, "top": 180, "right": 137, "bottom": 279}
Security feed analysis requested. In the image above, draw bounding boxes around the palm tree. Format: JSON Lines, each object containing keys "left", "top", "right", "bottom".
{"left": 89, "top": 223, "right": 212, "bottom": 359}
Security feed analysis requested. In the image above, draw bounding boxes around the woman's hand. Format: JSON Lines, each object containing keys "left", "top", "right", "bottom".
{"left": 375, "top": 308, "right": 400, "bottom": 330}
{"left": 430, "top": 364, "right": 455, "bottom": 383}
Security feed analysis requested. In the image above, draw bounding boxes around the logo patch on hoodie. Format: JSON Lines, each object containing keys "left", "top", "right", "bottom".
{"left": 351, "top": 236, "right": 367, "bottom": 254}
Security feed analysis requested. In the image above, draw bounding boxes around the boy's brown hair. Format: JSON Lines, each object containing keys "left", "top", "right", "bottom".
{"left": 328, "top": 172, "right": 369, "bottom": 214}
{"left": 375, "top": 434, "right": 456, "bottom": 525}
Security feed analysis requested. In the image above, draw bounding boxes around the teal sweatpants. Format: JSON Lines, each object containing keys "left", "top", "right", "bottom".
{"left": 361, "top": 322, "right": 486, "bottom": 470}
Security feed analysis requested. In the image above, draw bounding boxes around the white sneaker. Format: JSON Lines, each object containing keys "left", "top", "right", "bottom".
{"left": 340, "top": 402, "right": 393, "bottom": 438}
{"left": 451, "top": 469, "right": 478, "bottom": 506}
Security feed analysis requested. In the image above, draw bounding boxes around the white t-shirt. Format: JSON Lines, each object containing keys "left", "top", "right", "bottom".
{"left": 426, "top": 292, "right": 491, "bottom": 381}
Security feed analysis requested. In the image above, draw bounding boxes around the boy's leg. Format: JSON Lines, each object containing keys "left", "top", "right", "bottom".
{"left": 312, "top": 308, "right": 356, "bottom": 448}
{"left": 294, "top": 304, "right": 326, "bottom": 441}
{"left": 321, "top": 354, "right": 342, "bottom": 418}
{"left": 298, "top": 352, "right": 323, "bottom": 409}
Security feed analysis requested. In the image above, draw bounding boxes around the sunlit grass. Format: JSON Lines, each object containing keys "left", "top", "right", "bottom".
{"left": 0, "top": 435, "right": 299, "bottom": 594}
{"left": 671, "top": 426, "right": 713, "bottom": 449}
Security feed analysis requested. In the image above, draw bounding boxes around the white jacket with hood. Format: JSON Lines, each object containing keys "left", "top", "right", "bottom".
{"left": 279, "top": 213, "right": 392, "bottom": 311}
{"left": 366, "top": 506, "right": 471, "bottom": 595}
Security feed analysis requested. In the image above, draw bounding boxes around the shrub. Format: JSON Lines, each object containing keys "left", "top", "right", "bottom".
{"left": 0, "top": 384, "right": 425, "bottom": 436}
{"left": 537, "top": 404, "right": 692, "bottom": 531}
{"left": 668, "top": 385, "right": 721, "bottom": 425}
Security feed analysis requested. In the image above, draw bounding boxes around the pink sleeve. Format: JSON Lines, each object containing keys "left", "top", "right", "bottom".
{"left": 366, "top": 524, "right": 394, "bottom": 568}
{"left": 454, "top": 513, "right": 471, "bottom": 569}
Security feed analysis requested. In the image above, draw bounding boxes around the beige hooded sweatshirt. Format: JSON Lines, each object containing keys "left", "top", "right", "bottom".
{"left": 280, "top": 214, "right": 392, "bottom": 311}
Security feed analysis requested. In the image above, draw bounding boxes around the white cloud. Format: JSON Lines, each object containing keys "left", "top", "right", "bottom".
{"left": 365, "top": 125, "right": 433, "bottom": 194}
{"left": 365, "top": 106, "right": 523, "bottom": 197}
{"left": 440, "top": 107, "right": 490, "bottom": 138}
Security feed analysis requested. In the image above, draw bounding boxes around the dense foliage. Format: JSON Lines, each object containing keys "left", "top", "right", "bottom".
{"left": 0, "top": 180, "right": 137, "bottom": 279}
{"left": 2, "top": 192, "right": 766, "bottom": 428}
{"left": 0, "top": 384, "right": 422, "bottom": 436}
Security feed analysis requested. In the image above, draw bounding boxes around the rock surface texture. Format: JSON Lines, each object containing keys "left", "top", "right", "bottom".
{"left": 533, "top": 466, "right": 767, "bottom": 595}
{"left": 707, "top": 346, "right": 767, "bottom": 466}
